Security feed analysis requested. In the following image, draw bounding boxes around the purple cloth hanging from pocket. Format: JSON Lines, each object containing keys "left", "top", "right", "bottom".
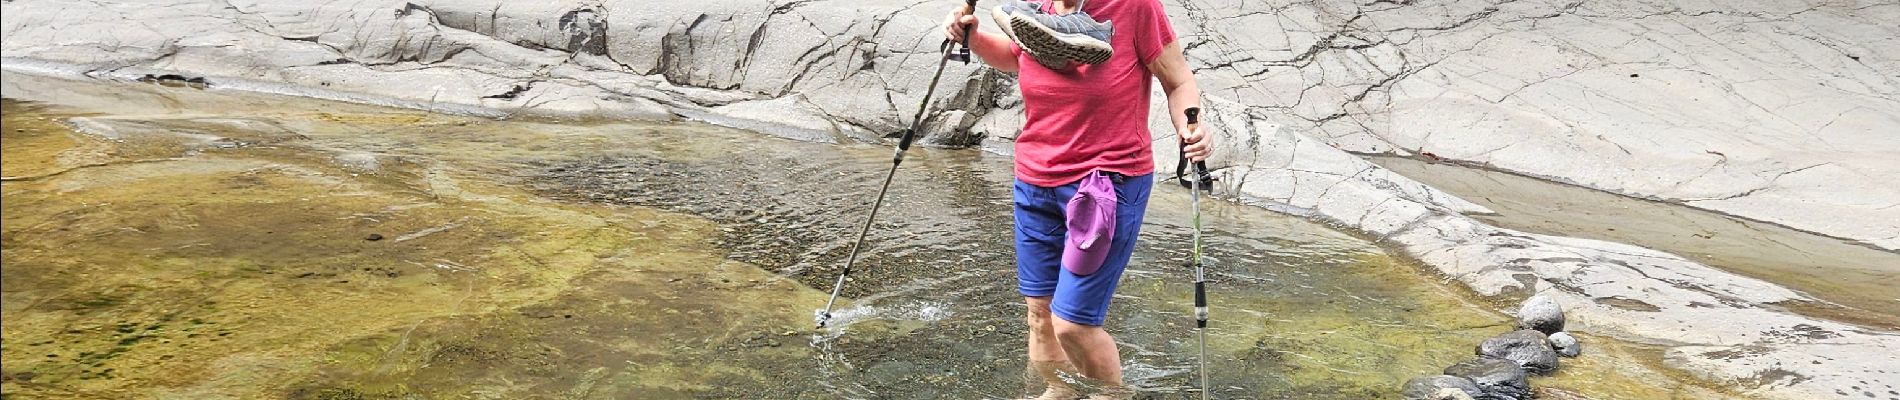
{"left": 1062, "top": 170, "right": 1118, "bottom": 276}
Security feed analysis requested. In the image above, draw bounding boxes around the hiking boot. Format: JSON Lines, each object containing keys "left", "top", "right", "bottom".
{"left": 990, "top": 0, "right": 1040, "bottom": 44}
{"left": 991, "top": 0, "right": 1073, "bottom": 69}
{"left": 1004, "top": 0, "right": 1115, "bottom": 66}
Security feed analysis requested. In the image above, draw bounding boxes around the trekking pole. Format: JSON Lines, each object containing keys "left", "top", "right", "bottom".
{"left": 817, "top": 0, "right": 978, "bottom": 328}
{"left": 1182, "top": 107, "right": 1212, "bottom": 399}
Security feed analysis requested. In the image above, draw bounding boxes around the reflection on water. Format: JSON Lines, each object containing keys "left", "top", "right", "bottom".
{"left": 1, "top": 73, "right": 1736, "bottom": 399}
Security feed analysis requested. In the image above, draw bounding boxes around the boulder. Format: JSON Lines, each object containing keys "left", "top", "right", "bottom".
{"left": 1444, "top": 358, "right": 1532, "bottom": 400}
{"left": 1516, "top": 294, "right": 1564, "bottom": 334}
{"left": 1402, "top": 375, "right": 1483, "bottom": 400}
{"left": 1477, "top": 329, "right": 1560, "bottom": 375}
{"left": 1548, "top": 332, "right": 1581, "bottom": 358}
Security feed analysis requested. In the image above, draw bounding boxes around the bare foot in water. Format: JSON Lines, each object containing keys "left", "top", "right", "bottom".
{"left": 1025, "top": 386, "right": 1080, "bottom": 400}
{"left": 1024, "top": 360, "right": 1082, "bottom": 400}
{"left": 1084, "top": 388, "right": 1133, "bottom": 400}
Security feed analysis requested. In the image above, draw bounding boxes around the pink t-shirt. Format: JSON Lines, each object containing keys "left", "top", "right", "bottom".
{"left": 1012, "top": 0, "right": 1177, "bottom": 187}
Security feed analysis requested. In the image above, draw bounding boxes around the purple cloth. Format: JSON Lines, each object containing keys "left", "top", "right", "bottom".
{"left": 1062, "top": 170, "right": 1117, "bottom": 275}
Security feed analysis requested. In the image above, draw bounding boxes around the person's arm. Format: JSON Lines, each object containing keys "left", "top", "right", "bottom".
{"left": 1147, "top": 40, "right": 1210, "bottom": 161}
{"left": 944, "top": 6, "right": 1021, "bottom": 72}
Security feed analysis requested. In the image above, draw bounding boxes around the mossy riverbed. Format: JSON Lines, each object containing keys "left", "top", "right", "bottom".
{"left": 2, "top": 73, "right": 1739, "bottom": 399}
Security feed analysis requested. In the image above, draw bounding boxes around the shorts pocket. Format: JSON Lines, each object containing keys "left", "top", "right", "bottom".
{"left": 1013, "top": 181, "right": 1066, "bottom": 240}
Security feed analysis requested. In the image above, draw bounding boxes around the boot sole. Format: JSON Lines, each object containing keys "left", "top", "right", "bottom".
{"left": 1008, "top": 13, "right": 1113, "bottom": 65}
{"left": 992, "top": 6, "right": 1021, "bottom": 44}
{"left": 995, "top": 6, "right": 1075, "bottom": 69}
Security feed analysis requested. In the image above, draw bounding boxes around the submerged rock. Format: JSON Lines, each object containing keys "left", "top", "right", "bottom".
{"left": 1433, "top": 388, "right": 1478, "bottom": 400}
{"left": 1516, "top": 294, "right": 1564, "bottom": 334}
{"left": 1478, "top": 329, "right": 1559, "bottom": 375}
{"left": 1444, "top": 358, "right": 1532, "bottom": 400}
{"left": 1402, "top": 375, "right": 1482, "bottom": 400}
{"left": 1549, "top": 332, "right": 1581, "bottom": 358}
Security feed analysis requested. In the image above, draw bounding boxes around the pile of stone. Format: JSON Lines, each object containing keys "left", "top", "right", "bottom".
{"left": 1403, "top": 295, "right": 1582, "bottom": 400}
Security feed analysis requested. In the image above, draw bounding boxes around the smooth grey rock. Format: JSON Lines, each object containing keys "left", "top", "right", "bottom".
{"left": 1432, "top": 388, "right": 1478, "bottom": 400}
{"left": 1516, "top": 294, "right": 1565, "bottom": 334}
{"left": 1548, "top": 332, "right": 1581, "bottom": 358}
{"left": 1402, "top": 375, "right": 1483, "bottom": 400}
{"left": 420, "top": 0, "right": 606, "bottom": 55}
{"left": 1193, "top": 0, "right": 1900, "bottom": 252}
{"left": 704, "top": 95, "right": 850, "bottom": 144}
{"left": 1477, "top": 330, "right": 1559, "bottom": 375}
{"left": 1443, "top": 358, "right": 1531, "bottom": 400}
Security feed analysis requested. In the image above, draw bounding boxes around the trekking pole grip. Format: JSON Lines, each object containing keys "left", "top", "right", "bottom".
{"left": 1183, "top": 107, "right": 1211, "bottom": 181}
{"left": 964, "top": 0, "right": 978, "bottom": 27}
{"left": 950, "top": 0, "right": 977, "bottom": 63}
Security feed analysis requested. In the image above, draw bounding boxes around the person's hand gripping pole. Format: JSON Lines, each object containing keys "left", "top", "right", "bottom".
{"left": 945, "top": 0, "right": 975, "bottom": 63}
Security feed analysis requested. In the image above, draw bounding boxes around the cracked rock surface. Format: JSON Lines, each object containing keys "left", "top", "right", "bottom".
{"left": 6, "top": 0, "right": 1889, "bottom": 250}
{"left": 1165, "top": 0, "right": 1900, "bottom": 252}
{"left": 4, "top": 0, "right": 1896, "bottom": 399}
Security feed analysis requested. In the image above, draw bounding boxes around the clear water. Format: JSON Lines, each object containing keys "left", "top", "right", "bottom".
{"left": 0, "top": 73, "right": 1736, "bottom": 399}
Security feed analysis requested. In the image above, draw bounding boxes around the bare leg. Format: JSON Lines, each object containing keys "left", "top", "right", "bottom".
{"left": 1053, "top": 317, "right": 1128, "bottom": 398}
{"left": 1025, "top": 296, "right": 1078, "bottom": 399}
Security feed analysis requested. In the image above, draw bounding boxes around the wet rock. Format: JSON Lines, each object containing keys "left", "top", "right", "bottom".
{"left": 1548, "top": 332, "right": 1581, "bottom": 358}
{"left": 1537, "top": 387, "right": 1594, "bottom": 400}
{"left": 1444, "top": 358, "right": 1531, "bottom": 400}
{"left": 136, "top": 74, "right": 209, "bottom": 89}
{"left": 334, "top": 152, "right": 382, "bottom": 173}
{"left": 1402, "top": 375, "right": 1482, "bottom": 400}
{"left": 1477, "top": 329, "right": 1559, "bottom": 375}
{"left": 1516, "top": 294, "right": 1564, "bottom": 334}
{"left": 1432, "top": 388, "right": 1477, "bottom": 400}
{"left": 702, "top": 95, "right": 862, "bottom": 144}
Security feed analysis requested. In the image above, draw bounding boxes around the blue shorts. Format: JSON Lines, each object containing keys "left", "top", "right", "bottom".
{"left": 1014, "top": 173, "right": 1152, "bottom": 326}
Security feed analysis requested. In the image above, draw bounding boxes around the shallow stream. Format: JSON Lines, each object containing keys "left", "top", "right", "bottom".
{"left": 0, "top": 73, "right": 1736, "bottom": 399}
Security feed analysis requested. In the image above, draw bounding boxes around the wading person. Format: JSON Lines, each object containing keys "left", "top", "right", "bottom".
{"left": 944, "top": 0, "right": 1212, "bottom": 397}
